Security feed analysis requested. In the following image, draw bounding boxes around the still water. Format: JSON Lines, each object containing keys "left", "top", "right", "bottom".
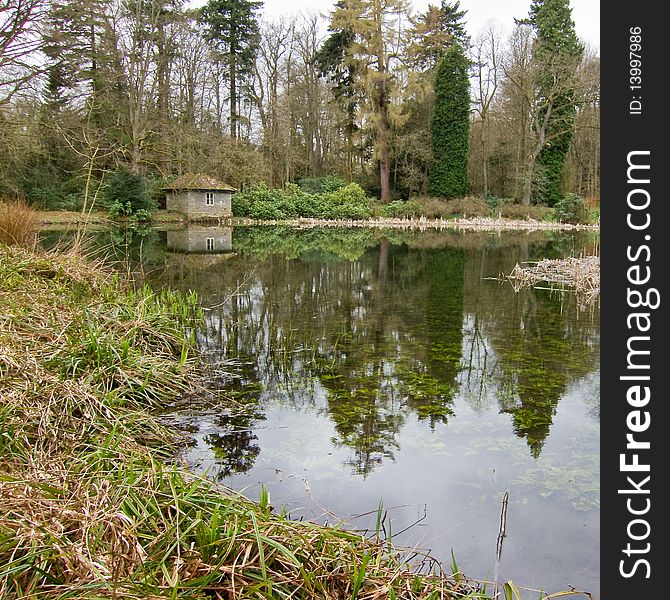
{"left": 47, "top": 225, "right": 601, "bottom": 597}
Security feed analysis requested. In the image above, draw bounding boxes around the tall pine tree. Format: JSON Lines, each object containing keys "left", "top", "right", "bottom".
{"left": 528, "top": 0, "right": 583, "bottom": 205}
{"left": 201, "top": 0, "right": 262, "bottom": 140}
{"left": 429, "top": 43, "right": 470, "bottom": 199}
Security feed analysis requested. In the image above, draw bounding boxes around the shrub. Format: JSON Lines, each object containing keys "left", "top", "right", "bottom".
{"left": 381, "top": 200, "right": 423, "bottom": 218}
{"left": 232, "top": 193, "right": 252, "bottom": 217}
{"left": 326, "top": 182, "right": 368, "bottom": 206}
{"left": 145, "top": 175, "right": 169, "bottom": 209}
{"left": 444, "top": 196, "right": 488, "bottom": 217}
{"left": 233, "top": 181, "right": 374, "bottom": 221}
{"left": 298, "top": 175, "right": 347, "bottom": 194}
{"left": 0, "top": 199, "right": 39, "bottom": 246}
{"left": 409, "top": 196, "right": 487, "bottom": 219}
{"left": 496, "top": 201, "right": 552, "bottom": 221}
{"left": 412, "top": 197, "right": 452, "bottom": 219}
{"left": 103, "top": 168, "right": 156, "bottom": 218}
{"left": 323, "top": 183, "right": 372, "bottom": 220}
{"left": 248, "top": 200, "right": 285, "bottom": 220}
{"left": 553, "top": 193, "right": 589, "bottom": 224}
{"left": 330, "top": 202, "right": 372, "bottom": 220}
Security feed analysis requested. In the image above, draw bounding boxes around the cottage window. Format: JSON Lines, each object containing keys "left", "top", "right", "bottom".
{"left": 206, "top": 238, "right": 215, "bottom": 251}
{"left": 206, "top": 192, "right": 214, "bottom": 205}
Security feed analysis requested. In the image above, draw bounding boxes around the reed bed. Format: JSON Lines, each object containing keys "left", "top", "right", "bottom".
{"left": 0, "top": 244, "right": 594, "bottom": 599}
{"left": 506, "top": 255, "right": 600, "bottom": 303}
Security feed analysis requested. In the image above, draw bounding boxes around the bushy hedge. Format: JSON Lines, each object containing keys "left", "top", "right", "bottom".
{"left": 553, "top": 193, "right": 589, "bottom": 224}
{"left": 233, "top": 182, "right": 373, "bottom": 221}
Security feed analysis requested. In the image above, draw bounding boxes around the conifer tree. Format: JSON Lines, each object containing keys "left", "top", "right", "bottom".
{"left": 527, "top": 0, "right": 583, "bottom": 205}
{"left": 201, "top": 0, "right": 262, "bottom": 139}
{"left": 429, "top": 43, "right": 470, "bottom": 199}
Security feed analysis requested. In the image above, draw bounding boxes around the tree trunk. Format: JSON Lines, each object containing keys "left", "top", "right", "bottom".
{"left": 377, "top": 80, "right": 391, "bottom": 202}
{"left": 229, "top": 49, "right": 237, "bottom": 140}
{"left": 480, "top": 114, "right": 488, "bottom": 197}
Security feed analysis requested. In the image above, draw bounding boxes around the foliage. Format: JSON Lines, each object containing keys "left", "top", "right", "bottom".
{"left": 528, "top": 0, "right": 584, "bottom": 206}
{"left": 429, "top": 44, "right": 471, "bottom": 199}
{"left": 553, "top": 193, "right": 589, "bottom": 224}
{"left": 233, "top": 183, "right": 373, "bottom": 221}
{"left": 0, "top": 0, "right": 599, "bottom": 218}
{"left": 103, "top": 168, "right": 156, "bottom": 218}
{"left": 298, "top": 175, "right": 347, "bottom": 194}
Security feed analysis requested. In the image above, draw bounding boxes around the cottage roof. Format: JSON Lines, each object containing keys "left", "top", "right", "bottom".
{"left": 165, "top": 173, "right": 236, "bottom": 192}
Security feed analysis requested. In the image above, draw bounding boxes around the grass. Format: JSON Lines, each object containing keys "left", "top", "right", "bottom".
{"left": 0, "top": 199, "right": 39, "bottom": 246}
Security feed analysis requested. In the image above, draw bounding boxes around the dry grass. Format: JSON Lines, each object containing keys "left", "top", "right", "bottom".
{"left": 412, "top": 196, "right": 489, "bottom": 219}
{"left": 496, "top": 202, "right": 552, "bottom": 221}
{"left": 0, "top": 199, "right": 39, "bottom": 246}
{"left": 506, "top": 255, "right": 600, "bottom": 303}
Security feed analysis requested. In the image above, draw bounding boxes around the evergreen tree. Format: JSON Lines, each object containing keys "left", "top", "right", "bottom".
{"left": 406, "top": 2, "right": 468, "bottom": 71}
{"left": 42, "top": 0, "right": 110, "bottom": 109}
{"left": 429, "top": 43, "right": 470, "bottom": 199}
{"left": 200, "top": 0, "right": 262, "bottom": 139}
{"left": 527, "top": 0, "right": 583, "bottom": 205}
{"left": 315, "top": 7, "right": 359, "bottom": 181}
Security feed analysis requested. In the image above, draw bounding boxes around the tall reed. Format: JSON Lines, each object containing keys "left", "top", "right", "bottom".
{"left": 0, "top": 198, "right": 38, "bottom": 246}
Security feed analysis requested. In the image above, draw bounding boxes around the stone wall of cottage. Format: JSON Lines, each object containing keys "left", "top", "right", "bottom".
{"left": 166, "top": 190, "right": 232, "bottom": 218}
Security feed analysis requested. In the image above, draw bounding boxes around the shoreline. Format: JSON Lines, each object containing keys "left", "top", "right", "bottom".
{"left": 36, "top": 209, "right": 600, "bottom": 232}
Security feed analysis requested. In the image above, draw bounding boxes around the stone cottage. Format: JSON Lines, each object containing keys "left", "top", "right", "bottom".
{"left": 164, "top": 173, "right": 236, "bottom": 220}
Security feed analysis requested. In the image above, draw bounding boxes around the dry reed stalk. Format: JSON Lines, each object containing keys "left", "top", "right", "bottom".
{"left": 0, "top": 199, "right": 39, "bottom": 246}
{"left": 506, "top": 255, "right": 600, "bottom": 303}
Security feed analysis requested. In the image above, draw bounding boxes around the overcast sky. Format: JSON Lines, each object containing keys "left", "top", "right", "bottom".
{"left": 258, "top": 0, "right": 600, "bottom": 51}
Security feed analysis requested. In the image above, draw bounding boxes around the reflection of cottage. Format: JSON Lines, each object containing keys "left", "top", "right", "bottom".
{"left": 166, "top": 226, "right": 233, "bottom": 254}
{"left": 164, "top": 173, "right": 236, "bottom": 220}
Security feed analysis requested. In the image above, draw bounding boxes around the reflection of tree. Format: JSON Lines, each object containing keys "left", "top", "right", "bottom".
{"left": 204, "top": 408, "right": 265, "bottom": 479}
{"left": 406, "top": 248, "right": 464, "bottom": 427}
{"left": 460, "top": 240, "right": 600, "bottom": 457}
{"left": 325, "top": 380, "right": 404, "bottom": 476}
{"left": 145, "top": 226, "right": 599, "bottom": 468}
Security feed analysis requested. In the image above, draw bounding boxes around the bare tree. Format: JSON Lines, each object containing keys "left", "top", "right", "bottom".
{"left": 1, "top": 0, "right": 46, "bottom": 105}
{"left": 471, "top": 23, "right": 502, "bottom": 198}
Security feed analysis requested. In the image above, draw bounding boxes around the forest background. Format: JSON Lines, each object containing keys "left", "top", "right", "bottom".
{"left": 0, "top": 0, "right": 600, "bottom": 217}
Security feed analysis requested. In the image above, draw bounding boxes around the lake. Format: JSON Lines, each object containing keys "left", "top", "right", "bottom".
{"left": 44, "top": 224, "right": 600, "bottom": 597}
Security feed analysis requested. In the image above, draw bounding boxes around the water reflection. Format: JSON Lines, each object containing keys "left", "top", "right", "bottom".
{"left": 166, "top": 226, "right": 233, "bottom": 254}
{"left": 149, "top": 227, "right": 599, "bottom": 476}
{"left": 42, "top": 224, "right": 600, "bottom": 595}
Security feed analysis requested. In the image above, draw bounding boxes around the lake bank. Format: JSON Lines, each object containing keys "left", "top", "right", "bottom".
{"left": 35, "top": 209, "right": 599, "bottom": 232}
{"left": 0, "top": 243, "right": 499, "bottom": 599}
